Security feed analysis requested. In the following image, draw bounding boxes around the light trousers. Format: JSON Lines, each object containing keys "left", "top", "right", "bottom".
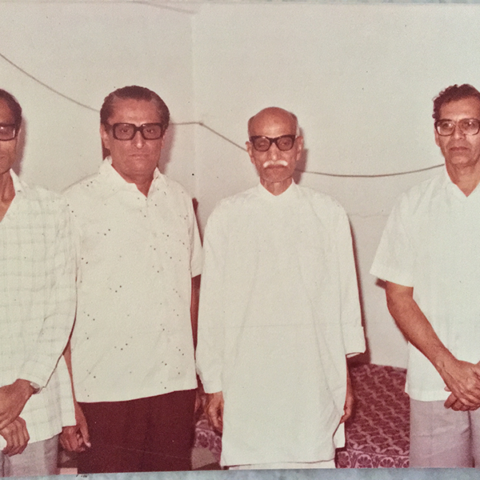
{"left": 410, "top": 399, "right": 480, "bottom": 468}
{"left": 0, "top": 435, "right": 58, "bottom": 477}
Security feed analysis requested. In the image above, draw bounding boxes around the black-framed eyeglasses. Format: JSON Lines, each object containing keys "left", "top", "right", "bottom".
{"left": 435, "top": 118, "right": 480, "bottom": 136}
{"left": 106, "top": 123, "right": 164, "bottom": 141}
{"left": 0, "top": 124, "right": 18, "bottom": 141}
{"left": 249, "top": 135, "right": 297, "bottom": 152}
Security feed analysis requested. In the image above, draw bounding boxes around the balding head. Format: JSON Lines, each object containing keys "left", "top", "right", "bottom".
{"left": 248, "top": 107, "right": 299, "bottom": 137}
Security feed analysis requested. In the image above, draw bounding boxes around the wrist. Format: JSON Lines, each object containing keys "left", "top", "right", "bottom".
{"left": 433, "top": 350, "right": 457, "bottom": 377}
{"left": 15, "top": 379, "right": 38, "bottom": 398}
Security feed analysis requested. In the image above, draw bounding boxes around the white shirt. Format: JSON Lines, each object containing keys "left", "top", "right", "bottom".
{"left": 196, "top": 183, "right": 365, "bottom": 466}
{"left": 0, "top": 171, "right": 76, "bottom": 442}
{"left": 64, "top": 159, "right": 202, "bottom": 403}
{"left": 371, "top": 169, "right": 480, "bottom": 401}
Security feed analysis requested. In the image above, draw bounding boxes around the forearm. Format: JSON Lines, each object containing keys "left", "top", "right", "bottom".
{"left": 386, "top": 282, "right": 453, "bottom": 373}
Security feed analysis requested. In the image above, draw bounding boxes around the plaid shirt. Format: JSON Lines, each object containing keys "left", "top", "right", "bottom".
{"left": 0, "top": 171, "right": 76, "bottom": 442}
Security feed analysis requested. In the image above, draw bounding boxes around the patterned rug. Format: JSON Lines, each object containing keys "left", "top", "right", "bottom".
{"left": 336, "top": 363, "right": 409, "bottom": 468}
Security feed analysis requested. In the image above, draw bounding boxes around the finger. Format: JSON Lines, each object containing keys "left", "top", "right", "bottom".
{"left": 0, "top": 417, "right": 11, "bottom": 431}
{"left": 61, "top": 429, "right": 79, "bottom": 452}
{"left": 16, "top": 429, "right": 29, "bottom": 456}
{"left": 444, "top": 394, "right": 456, "bottom": 409}
{"left": 60, "top": 434, "right": 74, "bottom": 452}
{"left": 79, "top": 423, "right": 91, "bottom": 448}
{"left": 59, "top": 435, "right": 69, "bottom": 451}
{"left": 208, "top": 410, "right": 221, "bottom": 431}
{"left": 4, "top": 432, "right": 18, "bottom": 456}
{"left": 17, "top": 425, "right": 29, "bottom": 455}
{"left": 462, "top": 395, "right": 480, "bottom": 408}
{"left": 208, "top": 408, "right": 223, "bottom": 432}
{"left": 451, "top": 401, "right": 467, "bottom": 411}
{"left": 2, "top": 442, "right": 12, "bottom": 456}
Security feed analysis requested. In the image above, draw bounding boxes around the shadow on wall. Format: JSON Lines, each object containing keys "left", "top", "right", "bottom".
{"left": 352, "top": 227, "right": 371, "bottom": 365}
{"left": 293, "top": 127, "right": 307, "bottom": 185}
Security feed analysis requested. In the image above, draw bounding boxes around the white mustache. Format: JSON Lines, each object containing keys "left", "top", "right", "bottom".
{"left": 263, "top": 160, "right": 289, "bottom": 168}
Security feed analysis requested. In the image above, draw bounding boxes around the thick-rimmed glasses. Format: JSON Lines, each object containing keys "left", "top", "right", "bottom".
{"left": 106, "top": 123, "right": 164, "bottom": 141}
{"left": 249, "top": 135, "right": 297, "bottom": 152}
{"left": 435, "top": 118, "right": 480, "bottom": 136}
{"left": 0, "top": 124, "right": 18, "bottom": 141}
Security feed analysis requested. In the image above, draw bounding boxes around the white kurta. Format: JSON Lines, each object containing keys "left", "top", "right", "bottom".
{"left": 196, "top": 183, "right": 365, "bottom": 466}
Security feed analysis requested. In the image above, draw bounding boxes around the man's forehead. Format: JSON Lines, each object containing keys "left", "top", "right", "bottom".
{"left": 0, "top": 99, "right": 15, "bottom": 123}
{"left": 439, "top": 97, "right": 480, "bottom": 118}
{"left": 109, "top": 98, "right": 160, "bottom": 122}
{"left": 249, "top": 108, "right": 296, "bottom": 135}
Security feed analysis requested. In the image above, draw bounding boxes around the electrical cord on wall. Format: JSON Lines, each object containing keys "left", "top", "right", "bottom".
{"left": 0, "top": 51, "right": 444, "bottom": 179}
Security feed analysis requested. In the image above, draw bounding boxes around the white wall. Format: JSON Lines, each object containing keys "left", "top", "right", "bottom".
{"left": 0, "top": 2, "right": 197, "bottom": 194}
{"left": 3, "top": 2, "right": 480, "bottom": 368}
{"left": 192, "top": 4, "right": 480, "bottom": 367}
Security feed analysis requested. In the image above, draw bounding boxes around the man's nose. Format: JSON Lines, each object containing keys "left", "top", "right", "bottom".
{"left": 133, "top": 131, "right": 146, "bottom": 148}
{"left": 452, "top": 125, "right": 467, "bottom": 139}
{"left": 267, "top": 142, "right": 280, "bottom": 159}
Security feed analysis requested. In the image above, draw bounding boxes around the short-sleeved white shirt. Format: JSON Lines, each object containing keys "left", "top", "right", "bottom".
{"left": 64, "top": 159, "right": 202, "bottom": 403}
{"left": 371, "top": 169, "right": 480, "bottom": 401}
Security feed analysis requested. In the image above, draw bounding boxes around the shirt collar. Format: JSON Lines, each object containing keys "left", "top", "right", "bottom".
{"left": 257, "top": 180, "right": 298, "bottom": 200}
{"left": 441, "top": 165, "right": 480, "bottom": 200}
{"left": 99, "top": 157, "right": 165, "bottom": 193}
{"left": 9, "top": 169, "right": 24, "bottom": 194}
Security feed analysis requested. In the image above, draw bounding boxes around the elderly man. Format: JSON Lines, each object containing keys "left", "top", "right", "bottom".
{"left": 196, "top": 107, "right": 365, "bottom": 469}
{"left": 371, "top": 84, "right": 480, "bottom": 467}
{"left": 61, "top": 86, "right": 202, "bottom": 473}
{"left": 0, "top": 89, "right": 76, "bottom": 476}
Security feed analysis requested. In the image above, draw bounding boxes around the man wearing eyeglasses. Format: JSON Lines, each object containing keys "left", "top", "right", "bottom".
{"left": 371, "top": 84, "right": 480, "bottom": 467}
{"left": 0, "top": 89, "right": 76, "bottom": 476}
{"left": 61, "top": 86, "right": 202, "bottom": 473}
{"left": 196, "top": 107, "right": 365, "bottom": 469}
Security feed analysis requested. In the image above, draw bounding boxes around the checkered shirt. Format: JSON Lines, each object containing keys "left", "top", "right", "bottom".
{"left": 0, "top": 171, "right": 76, "bottom": 442}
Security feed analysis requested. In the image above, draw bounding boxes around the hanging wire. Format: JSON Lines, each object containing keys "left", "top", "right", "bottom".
{"left": 0, "top": 52, "right": 98, "bottom": 113}
{"left": 0, "top": 51, "right": 444, "bottom": 179}
{"left": 297, "top": 163, "right": 443, "bottom": 178}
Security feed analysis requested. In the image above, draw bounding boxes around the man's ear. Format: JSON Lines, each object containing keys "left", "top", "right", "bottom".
{"left": 434, "top": 129, "right": 440, "bottom": 148}
{"left": 246, "top": 141, "right": 255, "bottom": 165}
{"left": 295, "top": 136, "right": 304, "bottom": 163}
{"left": 100, "top": 124, "right": 110, "bottom": 151}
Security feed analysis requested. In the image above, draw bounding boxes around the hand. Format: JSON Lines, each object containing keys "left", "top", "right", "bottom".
{"left": 340, "top": 371, "right": 354, "bottom": 423}
{"left": 205, "top": 391, "right": 224, "bottom": 433}
{"left": 444, "top": 393, "right": 478, "bottom": 411}
{"left": 60, "top": 402, "right": 90, "bottom": 453}
{"left": 194, "top": 389, "right": 203, "bottom": 414}
{"left": 439, "top": 358, "right": 480, "bottom": 409}
{"left": 0, "top": 380, "right": 33, "bottom": 430}
{"left": 0, "top": 417, "right": 29, "bottom": 456}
